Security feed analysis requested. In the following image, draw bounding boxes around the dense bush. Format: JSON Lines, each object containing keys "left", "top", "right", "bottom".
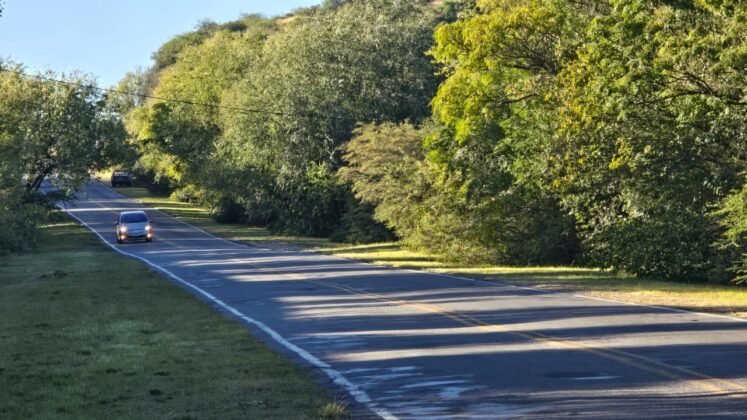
{"left": 266, "top": 164, "right": 348, "bottom": 236}
{"left": 584, "top": 211, "right": 728, "bottom": 282}
{"left": 340, "top": 123, "right": 431, "bottom": 239}
{"left": 714, "top": 185, "right": 747, "bottom": 284}
{"left": 341, "top": 122, "right": 577, "bottom": 264}
{"left": 0, "top": 190, "right": 46, "bottom": 254}
{"left": 329, "top": 197, "right": 394, "bottom": 244}
{"left": 211, "top": 196, "right": 246, "bottom": 224}
{"left": 129, "top": 164, "right": 174, "bottom": 194}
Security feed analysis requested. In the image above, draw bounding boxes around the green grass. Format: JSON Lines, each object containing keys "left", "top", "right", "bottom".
{"left": 114, "top": 185, "right": 747, "bottom": 319}
{"left": 0, "top": 220, "right": 344, "bottom": 419}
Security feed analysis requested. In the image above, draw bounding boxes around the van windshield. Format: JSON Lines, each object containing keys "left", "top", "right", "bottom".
{"left": 121, "top": 213, "right": 148, "bottom": 223}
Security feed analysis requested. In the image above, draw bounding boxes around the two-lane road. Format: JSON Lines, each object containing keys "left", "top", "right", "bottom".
{"left": 61, "top": 182, "right": 747, "bottom": 418}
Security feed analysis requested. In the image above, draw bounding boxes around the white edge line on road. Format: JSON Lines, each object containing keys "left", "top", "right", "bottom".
{"left": 61, "top": 204, "right": 397, "bottom": 420}
{"left": 98, "top": 181, "right": 747, "bottom": 325}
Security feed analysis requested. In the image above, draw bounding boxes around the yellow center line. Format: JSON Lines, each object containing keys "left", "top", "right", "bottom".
{"left": 308, "top": 278, "right": 747, "bottom": 399}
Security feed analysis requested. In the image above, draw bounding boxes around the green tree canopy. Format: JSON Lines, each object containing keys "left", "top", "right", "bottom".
{"left": 0, "top": 61, "right": 127, "bottom": 251}
{"left": 118, "top": 0, "right": 747, "bottom": 280}
{"left": 0, "top": 63, "right": 125, "bottom": 193}
{"left": 428, "top": 0, "right": 747, "bottom": 278}
{"left": 217, "top": 0, "right": 440, "bottom": 234}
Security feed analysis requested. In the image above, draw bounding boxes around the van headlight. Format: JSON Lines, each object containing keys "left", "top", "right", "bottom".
{"left": 119, "top": 226, "right": 127, "bottom": 233}
{"left": 145, "top": 225, "right": 152, "bottom": 231}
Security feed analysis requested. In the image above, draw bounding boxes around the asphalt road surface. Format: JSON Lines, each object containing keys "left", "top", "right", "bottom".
{"left": 59, "top": 182, "right": 747, "bottom": 418}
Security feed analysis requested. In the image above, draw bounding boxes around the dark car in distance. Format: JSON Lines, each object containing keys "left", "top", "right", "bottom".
{"left": 111, "top": 171, "right": 132, "bottom": 187}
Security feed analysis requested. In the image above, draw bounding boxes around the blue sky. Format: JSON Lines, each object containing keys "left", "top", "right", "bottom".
{"left": 0, "top": 0, "right": 320, "bottom": 86}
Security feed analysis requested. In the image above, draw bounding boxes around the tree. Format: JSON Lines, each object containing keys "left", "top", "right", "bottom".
{"left": 128, "top": 24, "right": 271, "bottom": 195}
{"left": 423, "top": 0, "right": 586, "bottom": 264}
{"left": 340, "top": 122, "right": 432, "bottom": 239}
{"left": 549, "top": 0, "right": 747, "bottom": 279}
{"left": 107, "top": 68, "right": 157, "bottom": 115}
{"left": 429, "top": 0, "right": 747, "bottom": 278}
{"left": 151, "top": 21, "right": 218, "bottom": 71}
{"left": 0, "top": 62, "right": 127, "bottom": 251}
{"left": 151, "top": 15, "right": 274, "bottom": 71}
{"left": 0, "top": 65, "right": 122, "bottom": 193}
{"left": 219, "top": 0, "right": 440, "bottom": 235}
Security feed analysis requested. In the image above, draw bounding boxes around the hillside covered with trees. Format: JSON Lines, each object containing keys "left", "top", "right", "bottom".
{"left": 118, "top": 0, "right": 747, "bottom": 280}
{"left": 4, "top": 0, "right": 747, "bottom": 284}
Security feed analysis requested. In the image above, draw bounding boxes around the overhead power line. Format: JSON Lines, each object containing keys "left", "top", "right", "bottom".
{"left": 0, "top": 66, "right": 305, "bottom": 118}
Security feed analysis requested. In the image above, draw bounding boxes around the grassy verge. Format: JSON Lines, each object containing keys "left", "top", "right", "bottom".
{"left": 0, "top": 219, "right": 344, "bottom": 419}
{"left": 114, "top": 185, "right": 747, "bottom": 318}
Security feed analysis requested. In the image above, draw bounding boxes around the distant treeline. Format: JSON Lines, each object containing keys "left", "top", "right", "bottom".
{"left": 5, "top": 0, "right": 747, "bottom": 284}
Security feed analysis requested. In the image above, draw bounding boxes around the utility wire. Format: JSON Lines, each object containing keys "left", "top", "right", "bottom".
{"left": 0, "top": 66, "right": 307, "bottom": 118}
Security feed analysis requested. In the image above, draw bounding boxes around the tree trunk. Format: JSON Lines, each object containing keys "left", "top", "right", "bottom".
{"left": 26, "top": 167, "right": 51, "bottom": 193}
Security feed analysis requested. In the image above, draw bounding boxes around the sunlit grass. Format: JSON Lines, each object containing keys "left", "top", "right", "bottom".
{"left": 0, "top": 220, "right": 343, "bottom": 418}
{"left": 114, "top": 184, "right": 747, "bottom": 318}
